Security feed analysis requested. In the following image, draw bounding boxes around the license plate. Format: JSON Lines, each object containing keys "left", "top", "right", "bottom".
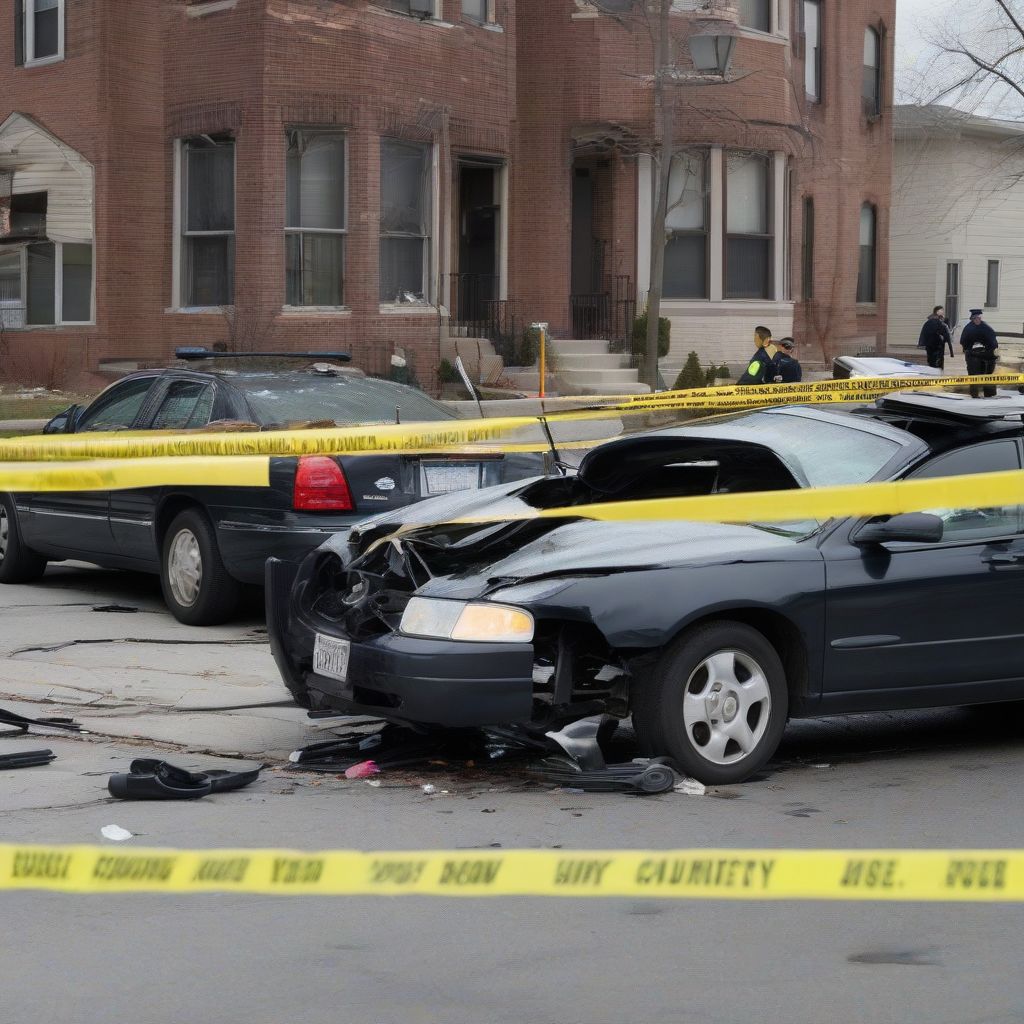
{"left": 313, "top": 634, "right": 351, "bottom": 683}
{"left": 422, "top": 462, "right": 482, "bottom": 495}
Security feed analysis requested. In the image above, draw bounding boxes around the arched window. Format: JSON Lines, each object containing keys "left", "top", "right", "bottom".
{"left": 863, "top": 27, "right": 882, "bottom": 116}
{"left": 856, "top": 203, "right": 877, "bottom": 304}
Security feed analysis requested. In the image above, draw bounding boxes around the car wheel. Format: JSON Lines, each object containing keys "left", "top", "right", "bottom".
{"left": 633, "top": 621, "right": 788, "bottom": 785}
{"left": 160, "top": 508, "right": 241, "bottom": 626}
{"left": 0, "top": 495, "right": 48, "bottom": 584}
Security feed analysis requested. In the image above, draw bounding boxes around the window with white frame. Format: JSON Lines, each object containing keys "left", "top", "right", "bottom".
{"left": 179, "top": 136, "right": 235, "bottom": 308}
{"left": 738, "top": 0, "right": 771, "bottom": 33}
{"left": 286, "top": 130, "right": 346, "bottom": 307}
{"left": 0, "top": 240, "right": 93, "bottom": 326}
{"left": 986, "top": 259, "right": 1000, "bottom": 308}
{"left": 856, "top": 202, "right": 877, "bottom": 304}
{"left": 20, "top": 0, "right": 63, "bottom": 65}
{"left": 663, "top": 151, "right": 709, "bottom": 300}
{"left": 804, "top": 0, "right": 821, "bottom": 101}
{"left": 380, "top": 139, "right": 432, "bottom": 303}
{"left": 725, "top": 153, "right": 772, "bottom": 300}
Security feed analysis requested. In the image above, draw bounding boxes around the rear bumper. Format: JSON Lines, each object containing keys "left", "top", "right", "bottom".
{"left": 215, "top": 512, "right": 360, "bottom": 584}
{"left": 265, "top": 557, "right": 534, "bottom": 728}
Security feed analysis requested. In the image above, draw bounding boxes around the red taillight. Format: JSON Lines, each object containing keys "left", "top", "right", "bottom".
{"left": 293, "top": 456, "right": 354, "bottom": 512}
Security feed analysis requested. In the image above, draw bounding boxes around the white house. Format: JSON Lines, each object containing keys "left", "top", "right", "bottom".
{"left": 889, "top": 105, "right": 1024, "bottom": 362}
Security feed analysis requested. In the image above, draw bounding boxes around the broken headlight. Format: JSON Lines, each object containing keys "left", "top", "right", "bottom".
{"left": 399, "top": 597, "right": 535, "bottom": 644}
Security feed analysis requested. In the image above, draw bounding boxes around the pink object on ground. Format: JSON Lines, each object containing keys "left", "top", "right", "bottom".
{"left": 344, "top": 760, "right": 380, "bottom": 780}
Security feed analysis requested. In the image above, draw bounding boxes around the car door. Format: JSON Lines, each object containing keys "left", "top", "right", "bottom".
{"left": 21, "top": 376, "right": 158, "bottom": 560}
{"left": 109, "top": 377, "right": 218, "bottom": 562}
{"left": 821, "top": 438, "right": 1024, "bottom": 709}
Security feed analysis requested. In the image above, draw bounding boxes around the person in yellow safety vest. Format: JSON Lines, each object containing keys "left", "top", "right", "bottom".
{"left": 737, "top": 326, "right": 777, "bottom": 385}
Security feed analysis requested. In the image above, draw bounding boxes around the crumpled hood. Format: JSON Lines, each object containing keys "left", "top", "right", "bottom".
{"left": 415, "top": 518, "right": 798, "bottom": 599}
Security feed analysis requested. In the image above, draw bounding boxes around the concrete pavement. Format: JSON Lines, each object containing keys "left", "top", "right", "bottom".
{"left": 3, "top": 562, "right": 1024, "bottom": 1024}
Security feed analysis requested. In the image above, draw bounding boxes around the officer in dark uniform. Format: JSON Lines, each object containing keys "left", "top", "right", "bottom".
{"left": 737, "top": 326, "right": 777, "bottom": 385}
{"left": 772, "top": 337, "right": 802, "bottom": 383}
{"left": 917, "top": 306, "right": 954, "bottom": 370}
{"left": 960, "top": 308, "right": 998, "bottom": 398}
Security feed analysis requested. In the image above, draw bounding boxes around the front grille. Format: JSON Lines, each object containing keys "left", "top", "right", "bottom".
{"left": 305, "top": 551, "right": 413, "bottom": 640}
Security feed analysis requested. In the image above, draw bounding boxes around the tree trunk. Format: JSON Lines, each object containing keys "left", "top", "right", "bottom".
{"left": 644, "top": 0, "right": 673, "bottom": 391}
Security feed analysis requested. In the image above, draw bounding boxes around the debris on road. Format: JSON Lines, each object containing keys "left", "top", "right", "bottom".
{"left": 0, "top": 748, "right": 56, "bottom": 770}
{"left": 0, "top": 706, "right": 82, "bottom": 736}
{"left": 673, "top": 777, "right": 707, "bottom": 797}
{"left": 100, "top": 824, "right": 134, "bottom": 842}
{"left": 107, "top": 759, "right": 261, "bottom": 800}
{"left": 343, "top": 760, "right": 380, "bottom": 780}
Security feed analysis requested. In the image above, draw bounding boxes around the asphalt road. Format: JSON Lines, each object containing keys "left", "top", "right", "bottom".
{"left": 2, "top": 565, "right": 1024, "bottom": 1024}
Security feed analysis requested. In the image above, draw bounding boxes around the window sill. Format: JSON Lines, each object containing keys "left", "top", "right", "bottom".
{"left": 856, "top": 303, "right": 879, "bottom": 314}
{"left": 281, "top": 305, "right": 352, "bottom": 316}
{"left": 379, "top": 303, "right": 436, "bottom": 315}
{"left": 166, "top": 306, "right": 232, "bottom": 314}
{"left": 3, "top": 321, "right": 95, "bottom": 330}
{"left": 374, "top": 8, "right": 453, "bottom": 29}
{"left": 186, "top": 0, "right": 238, "bottom": 16}
{"left": 734, "top": 27, "right": 789, "bottom": 46}
{"left": 24, "top": 54, "right": 65, "bottom": 68}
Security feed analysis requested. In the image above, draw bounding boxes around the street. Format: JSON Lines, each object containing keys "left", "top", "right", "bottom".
{"left": 2, "top": 564, "right": 1024, "bottom": 1024}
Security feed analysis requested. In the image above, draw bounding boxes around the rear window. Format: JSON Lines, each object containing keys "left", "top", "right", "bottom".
{"left": 232, "top": 375, "right": 457, "bottom": 427}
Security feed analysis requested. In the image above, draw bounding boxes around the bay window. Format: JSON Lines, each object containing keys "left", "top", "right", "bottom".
{"left": 286, "top": 130, "right": 346, "bottom": 307}
{"left": 738, "top": 0, "right": 771, "bottom": 32}
{"left": 179, "top": 136, "right": 235, "bottom": 308}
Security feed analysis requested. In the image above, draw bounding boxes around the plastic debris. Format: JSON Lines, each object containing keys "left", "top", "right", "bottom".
{"left": 422, "top": 783, "right": 437, "bottom": 795}
{"left": 674, "top": 777, "right": 707, "bottom": 796}
{"left": 100, "top": 825, "right": 133, "bottom": 842}
{"left": 344, "top": 760, "right": 380, "bottom": 780}
{"left": 365, "top": 780, "right": 382, "bottom": 788}
{"left": 0, "top": 749, "right": 55, "bottom": 770}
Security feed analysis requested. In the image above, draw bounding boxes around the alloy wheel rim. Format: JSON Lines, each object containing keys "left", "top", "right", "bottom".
{"left": 0, "top": 507, "right": 8, "bottom": 562}
{"left": 168, "top": 528, "right": 203, "bottom": 607}
{"left": 681, "top": 649, "right": 771, "bottom": 765}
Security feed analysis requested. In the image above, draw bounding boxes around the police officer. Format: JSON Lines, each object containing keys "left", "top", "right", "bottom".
{"left": 960, "top": 308, "right": 998, "bottom": 398}
{"left": 917, "top": 306, "right": 954, "bottom": 370}
{"left": 737, "top": 326, "right": 777, "bottom": 385}
{"left": 772, "top": 337, "right": 802, "bottom": 383}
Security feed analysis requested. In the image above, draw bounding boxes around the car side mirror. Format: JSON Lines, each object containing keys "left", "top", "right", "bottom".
{"left": 854, "top": 512, "right": 944, "bottom": 546}
{"left": 42, "top": 404, "right": 82, "bottom": 435}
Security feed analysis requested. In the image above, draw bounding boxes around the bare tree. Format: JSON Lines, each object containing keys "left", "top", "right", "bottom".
{"left": 586, "top": 0, "right": 770, "bottom": 387}
{"left": 909, "top": 0, "right": 1024, "bottom": 118}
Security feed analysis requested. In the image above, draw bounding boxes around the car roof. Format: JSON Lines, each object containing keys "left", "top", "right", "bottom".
{"left": 834, "top": 356, "right": 943, "bottom": 377}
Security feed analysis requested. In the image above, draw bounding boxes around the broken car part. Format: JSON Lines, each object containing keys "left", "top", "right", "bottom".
{"left": 0, "top": 706, "right": 82, "bottom": 736}
{"left": 0, "top": 748, "right": 56, "bottom": 770}
{"left": 107, "top": 760, "right": 261, "bottom": 800}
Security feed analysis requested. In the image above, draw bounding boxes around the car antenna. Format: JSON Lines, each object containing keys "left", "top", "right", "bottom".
{"left": 538, "top": 415, "right": 567, "bottom": 477}
{"left": 454, "top": 355, "right": 485, "bottom": 420}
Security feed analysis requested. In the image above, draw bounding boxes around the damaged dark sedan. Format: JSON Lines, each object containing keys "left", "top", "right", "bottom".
{"left": 269, "top": 392, "right": 1024, "bottom": 783}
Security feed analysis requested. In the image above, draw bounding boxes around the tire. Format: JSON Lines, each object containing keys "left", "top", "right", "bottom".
{"left": 0, "top": 495, "right": 48, "bottom": 584}
{"left": 632, "top": 621, "right": 788, "bottom": 785}
{"left": 160, "top": 508, "right": 241, "bottom": 626}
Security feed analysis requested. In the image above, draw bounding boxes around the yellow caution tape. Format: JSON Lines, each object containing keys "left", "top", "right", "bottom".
{"left": 0, "top": 456, "right": 270, "bottom": 492}
{"left": 3, "top": 374, "right": 1021, "bottom": 463}
{"left": 1, "top": 845, "right": 1021, "bottom": 901}
{"left": 439, "top": 467, "right": 1024, "bottom": 526}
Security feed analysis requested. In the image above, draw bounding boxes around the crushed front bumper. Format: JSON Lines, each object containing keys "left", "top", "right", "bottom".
{"left": 266, "top": 557, "right": 534, "bottom": 728}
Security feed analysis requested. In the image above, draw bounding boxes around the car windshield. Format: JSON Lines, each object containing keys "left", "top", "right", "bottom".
{"left": 232, "top": 374, "right": 458, "bottom": 427}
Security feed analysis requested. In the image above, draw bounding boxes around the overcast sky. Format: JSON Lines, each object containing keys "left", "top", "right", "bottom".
{"left": 895, "top": 0, "right": 944, "bottom": 100}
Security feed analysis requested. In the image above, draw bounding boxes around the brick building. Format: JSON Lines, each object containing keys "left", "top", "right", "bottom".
{"left": 0, "top": 0, "right": 894, "bottom": 391}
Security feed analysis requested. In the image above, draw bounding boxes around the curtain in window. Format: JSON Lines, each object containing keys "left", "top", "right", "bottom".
{"left": 664, "top": 152, "right": 708, "bottom": 299}
{"left": 380, "top": 140, "right": 430, "bottom": 301}
{"left": 738, "top": 0, "right": 770, "bottom": 32}
{"left": 856, "top": 204, "right": 876, "bottom": 303}
{"left": 286, "top": 135, "right": 345, "bottom": 231}
{"left": 726, "top": 154, "right": 772, "bottom": 299}
{"left": 862, "top": 29, "right": 881, "bottom": 115}
{"left": 33, "top": 0, "right": 59, "bottom": 59}
{"left": 61, "top": 242, "right": 92, "bottom": 322}
{"left": 186, "top": 145, "right": 234, "bottom": 233}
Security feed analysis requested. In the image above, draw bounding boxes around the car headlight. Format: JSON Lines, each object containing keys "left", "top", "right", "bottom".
{"left": 400, "top": 597, "right": 535, "bottom": 643}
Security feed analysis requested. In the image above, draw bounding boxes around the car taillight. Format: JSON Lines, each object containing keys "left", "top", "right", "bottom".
{"left": 293, "top": 456, "right": 354, "bottom": 512}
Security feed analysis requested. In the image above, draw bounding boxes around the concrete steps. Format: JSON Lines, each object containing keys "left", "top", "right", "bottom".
{"left": 547, "top": 337, "right": 647, "bottom": 396}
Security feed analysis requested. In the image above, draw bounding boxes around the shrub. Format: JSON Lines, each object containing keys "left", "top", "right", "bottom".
{"left": 438, "top": 358, "right": 461, "bottom": 384}
{"left": 632, "top": 312, "right": 671, "bottom": 359}
{"left": 717, "top": 364, "right": 731, "bottom": 379}
{"left": 673, "top": 351, "right": 705, "bottom": 391}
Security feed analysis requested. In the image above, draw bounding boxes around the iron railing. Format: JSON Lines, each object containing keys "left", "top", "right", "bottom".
{"left": 445, "top": 273, "right": 519, "bottom": 365}
{"left": 570, "top": 273, "right": 636, "bottom": 358}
